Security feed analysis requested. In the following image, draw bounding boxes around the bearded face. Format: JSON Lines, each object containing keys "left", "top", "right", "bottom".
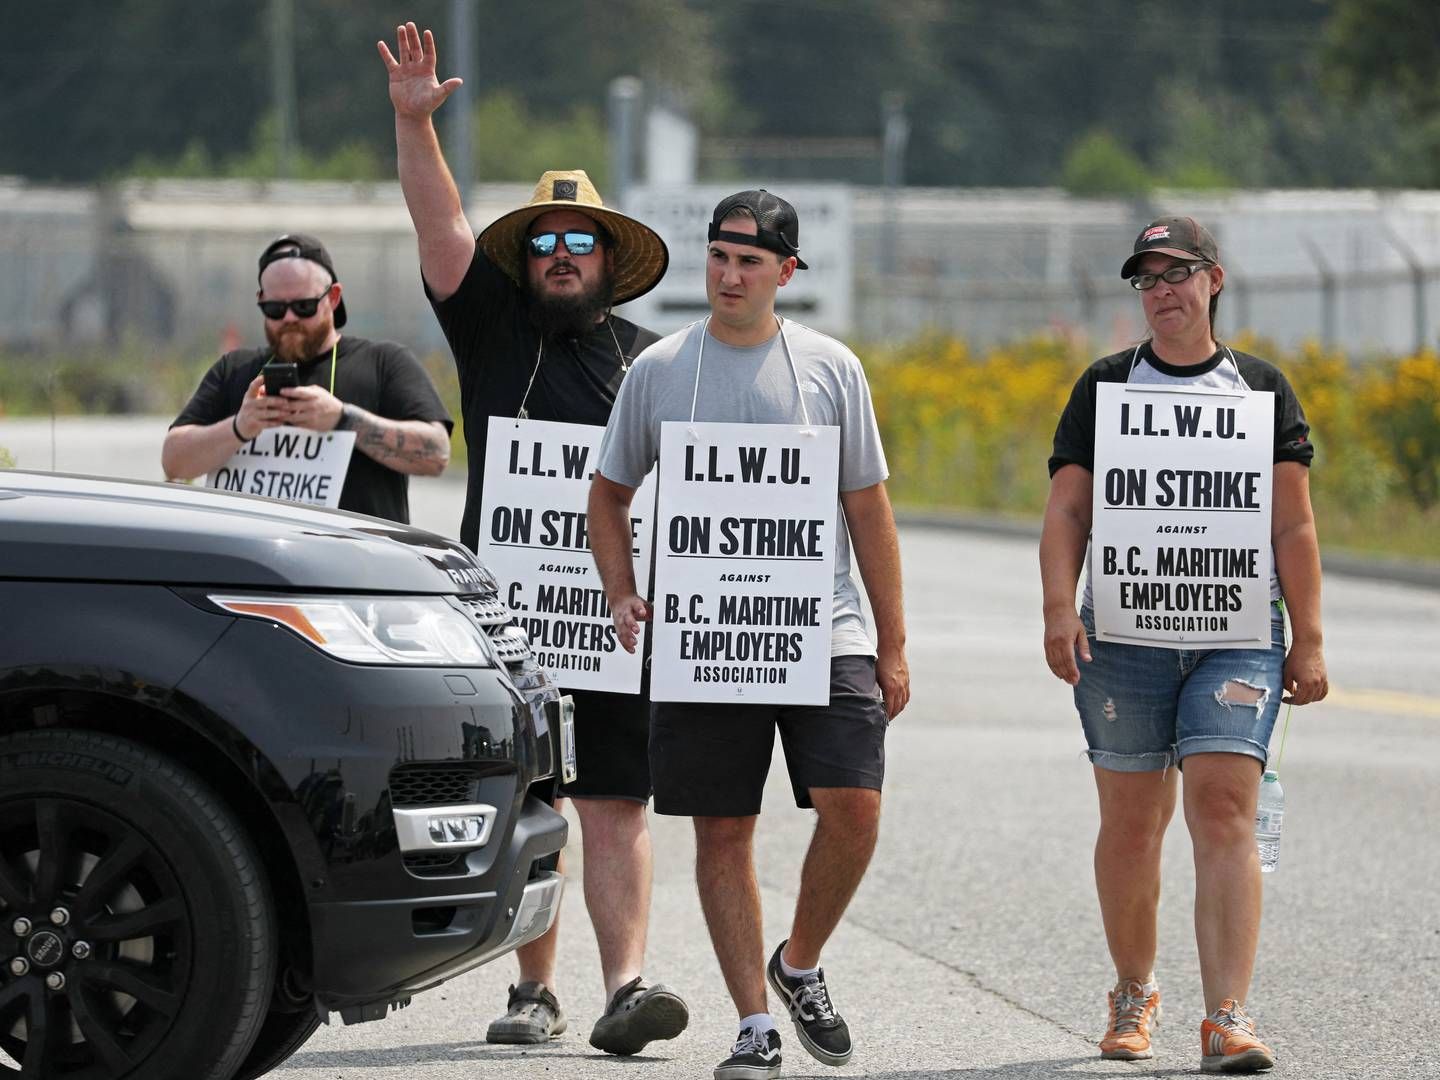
{"left": 522, "top": 210, "right": 616, "bottom": 338}
{"left": 523, "top": 263, "right": 616, "bottom": 339}
{"left": 258, "top": 259, "right": 340, "bottom": 361}
{"left": 264, "top": 315, "right": 334, "bottom": 362}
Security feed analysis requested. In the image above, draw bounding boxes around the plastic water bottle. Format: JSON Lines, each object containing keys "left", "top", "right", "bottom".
{"left": 1255, "top": 770, "right": 1284, "bottom": 873}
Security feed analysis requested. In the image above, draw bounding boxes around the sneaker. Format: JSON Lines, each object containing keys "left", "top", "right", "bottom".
{"left": 1201, "top": 999, "right": 1275, "bottom": 1073}
{"left": 588, "top": 975, "right": 689, "bottom": 1056}
{"left": 765, "top": 940, "right": 852, "bottom": 1066}
{"left": 714, "top": 1026, "right": 782, "bottom": 1080}
{"left": 1100, "top": 978, "right": 1162, "bottom": 1060}
{"left": 485, "top": 981, "right": 566, "bottom": 1044}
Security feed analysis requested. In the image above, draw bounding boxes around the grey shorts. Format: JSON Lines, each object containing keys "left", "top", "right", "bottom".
{"left": 649, "top": 655, "right": 888, "bottom": 816}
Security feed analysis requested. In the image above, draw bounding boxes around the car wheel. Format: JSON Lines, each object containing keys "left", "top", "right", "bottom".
{"left": 0, "top": 730, "right": 274, "bottom": 1080}
{"left": 232, "top": 1007, "right": 323, "bottom": 1080}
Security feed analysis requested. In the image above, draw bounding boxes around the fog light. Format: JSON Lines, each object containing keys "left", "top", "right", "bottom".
{"left": 429, "top": 814, "right": 487, "bottom": 844}
{"left": 392, "top": 803, "right": 497, "bottom": 854}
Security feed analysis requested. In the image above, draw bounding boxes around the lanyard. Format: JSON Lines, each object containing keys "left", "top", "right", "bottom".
{"left": 517, "top": 319, "right": 628, "bottom": 421}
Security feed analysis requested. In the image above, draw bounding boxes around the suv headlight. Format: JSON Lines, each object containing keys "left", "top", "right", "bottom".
{"left": 211, "top": 595, "right": 495, "bottom": 667}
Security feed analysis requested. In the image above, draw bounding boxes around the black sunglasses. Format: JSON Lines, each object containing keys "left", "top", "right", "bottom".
{"left": 526, "top": 231, "right": 598, "bottom": 258}
{"left": 1130, "top": 262, "right": 1212, "bottom": 291}
{"left": 257, "top": 293, "right": 330, "bottom": 320}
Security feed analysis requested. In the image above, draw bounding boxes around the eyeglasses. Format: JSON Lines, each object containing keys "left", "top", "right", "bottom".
{"left": 526, "top": 231, "right": 598, "bottom": 258}
{"left": 257, "top": 293, "right": 330, "bottom": 320}
{"left": 1130, "top": 262, "right": 1211, "bottom": 291}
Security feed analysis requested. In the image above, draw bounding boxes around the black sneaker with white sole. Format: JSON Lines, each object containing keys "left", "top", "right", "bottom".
{"left": 766, "top": 940, "right": 853, "bottom": 1066}
{"left": 714, "top": 1026, "right": 782, "bottom": 1080}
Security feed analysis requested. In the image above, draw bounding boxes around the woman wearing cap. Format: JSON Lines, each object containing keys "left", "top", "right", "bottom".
{"left": 1039, "top": 217, "right": 1327, "bottom": 1073}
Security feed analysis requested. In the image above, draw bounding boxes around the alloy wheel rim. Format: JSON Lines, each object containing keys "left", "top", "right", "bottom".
{"left": 0, "top": 798, "right": 191, "bottom": 1077}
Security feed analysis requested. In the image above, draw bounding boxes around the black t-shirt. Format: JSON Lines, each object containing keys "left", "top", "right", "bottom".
{"left": 1048, "top": 342, "right": 1314, "bottom": 477}
{"left": 428, "top": 246, "right": 660, "bottom": 552}
{"left": 171, "top": 335, "right": 453, "bottom": 523}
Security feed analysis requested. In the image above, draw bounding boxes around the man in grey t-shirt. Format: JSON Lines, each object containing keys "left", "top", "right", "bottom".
{"left": 589, "top": 190, "right": 909, "bottom": 1080}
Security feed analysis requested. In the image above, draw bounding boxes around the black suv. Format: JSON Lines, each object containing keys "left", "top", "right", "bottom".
{"left": 0, "top": 471, "right": 571, "bottom": 1079}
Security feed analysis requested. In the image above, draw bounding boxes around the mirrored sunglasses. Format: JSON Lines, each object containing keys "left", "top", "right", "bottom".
{"left": 257, "top": 293, "right": 329, "bottom": 319}
{"left": 527, "top": 231, "right": 597, "bottom": 258}
{"left": 1130, "top": 262, "right": 1211, "bottom": 291}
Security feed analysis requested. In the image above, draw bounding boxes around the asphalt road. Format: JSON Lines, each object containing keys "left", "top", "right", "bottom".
{"left": 3, "top": 418, "right": 1438, "bottom": 1079}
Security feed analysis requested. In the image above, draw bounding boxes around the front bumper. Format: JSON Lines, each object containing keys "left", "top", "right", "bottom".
{"left": 309, "top": 793, "right": 567, "bottom": 1013}
{"left": 171, "top": 606, "right": 569, "bottom": 1014}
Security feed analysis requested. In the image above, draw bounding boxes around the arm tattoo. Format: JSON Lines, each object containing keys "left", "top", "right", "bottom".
{"left": 350, "top": 409, "right": 450, "bottom": 473}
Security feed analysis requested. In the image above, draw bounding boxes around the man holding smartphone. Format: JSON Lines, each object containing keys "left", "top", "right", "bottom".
{"left": 163, "top": 234, "right": 453, "bottom": 523}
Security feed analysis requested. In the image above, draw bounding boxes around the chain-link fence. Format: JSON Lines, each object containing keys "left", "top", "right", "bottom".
{"left": 5, "top": 179, "right": 1440, "bottom": 359}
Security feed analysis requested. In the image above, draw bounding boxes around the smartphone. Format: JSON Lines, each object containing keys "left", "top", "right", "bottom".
{"left": 261, "top": 361, "right": 299, "bottom": 397}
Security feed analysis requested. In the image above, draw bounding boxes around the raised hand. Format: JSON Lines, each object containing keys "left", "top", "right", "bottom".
{"left": 377, "top": 21, "right": 463, "bottom": 119}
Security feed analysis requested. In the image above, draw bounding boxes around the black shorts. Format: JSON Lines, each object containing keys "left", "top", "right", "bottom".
{"left": 649, "top": 655, "right": 887, "bottom": 817}
{"left": 560, "top": 685, "right": 651, "bottom": 802}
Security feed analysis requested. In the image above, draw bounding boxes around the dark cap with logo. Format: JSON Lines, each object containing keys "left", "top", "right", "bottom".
{"left": 1120, "top": 216, "right": 1219, "bottom": 280}
{"left": 258, "top": 233, "right": 347, "bottom": 327}
{"left": 708, "top": 189, "right": 809, "bottom": 270}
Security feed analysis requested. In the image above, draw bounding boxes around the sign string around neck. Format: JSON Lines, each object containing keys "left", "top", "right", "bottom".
{"left": 517, "top": 317, "right": 629, "bottom": 424}
{"left": 1127, "top": 341, "right": 1249, "bottom": 392}
{"left": 687, "top": 315, "right": 814, "bottom": 442}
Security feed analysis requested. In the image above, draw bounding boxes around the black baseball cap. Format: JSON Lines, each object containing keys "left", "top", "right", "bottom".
{"left": 1120, "top": 216, "right": 1219, "bottom": 280}
{"left": 708, "top": 189, "right": 809, "bottom": 270}
{"left": 258, "top": 233, "right": 348, "bottom": 327}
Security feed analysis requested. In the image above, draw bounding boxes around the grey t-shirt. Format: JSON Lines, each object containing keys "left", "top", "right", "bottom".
{"left": 597, "top": 318, "right": 889, "bottom": 658}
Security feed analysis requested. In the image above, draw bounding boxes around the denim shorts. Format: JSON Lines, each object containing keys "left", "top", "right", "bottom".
{"left": 1074, "top": 605, "right": 1285, "bottom": 772}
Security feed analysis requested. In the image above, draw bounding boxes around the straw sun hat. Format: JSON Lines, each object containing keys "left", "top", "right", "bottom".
{"left": 477, "top": 170, "right": 669, "bottom": 305}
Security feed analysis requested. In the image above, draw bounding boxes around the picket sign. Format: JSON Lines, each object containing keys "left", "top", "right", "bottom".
{"left": 651, "top": 421, "right": 840, "bottom": 704}
{"left": 1092, "top": 383, "right": 1275, "bottom": 649}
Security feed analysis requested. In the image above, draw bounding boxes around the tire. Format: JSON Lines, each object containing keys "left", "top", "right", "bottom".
{"left": 232, "top": 1007, "right": 323, "bottom": 1080}
{"left": 0, "top": 730, "right": 274, "bottom": 1080}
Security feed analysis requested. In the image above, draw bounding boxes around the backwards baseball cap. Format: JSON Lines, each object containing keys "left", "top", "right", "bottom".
{"left": 708, "top": 189, "right": 809, "bottom": 270}
{"left": 258, "top": 233, "right": 347, "bottom": 327}
{"left": 1120, "top": 216, "right": 1219, "bottom": 280}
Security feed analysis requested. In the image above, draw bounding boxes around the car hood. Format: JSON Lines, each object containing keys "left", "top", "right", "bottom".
{"left": 0, "top": 472, "right": 496, "bottom": 594}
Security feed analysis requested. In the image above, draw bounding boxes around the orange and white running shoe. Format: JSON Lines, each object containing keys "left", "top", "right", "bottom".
{"left": 1200, "top": 999, "right": 1275, "bottom": 1073}
{"left": 1099, "top": 978, "right": 1161, "bottom": 1060}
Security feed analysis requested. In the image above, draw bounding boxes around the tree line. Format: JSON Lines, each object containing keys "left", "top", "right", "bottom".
{"left": 3, "top": 0, "right": 1434, "bottom": 190}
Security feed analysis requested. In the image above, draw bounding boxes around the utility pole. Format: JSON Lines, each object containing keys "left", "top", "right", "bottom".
{"left": 608, "top": 76, "right": 643, "bottom": 211}
{"left": 880, "top": 92, "right": 909, "bottom": 275}
{"left": 449, "top": 0, "right": 477, "bottom": 213}
{"left": 880, "top": 92, "right": 910, "bottom": 337}
{"left": 269, "top": 0, "right": 298, "bottom": 179}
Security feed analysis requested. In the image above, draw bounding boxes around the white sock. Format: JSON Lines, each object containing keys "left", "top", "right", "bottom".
{"left": 739, "top": 1012, "right": 777, "bottom": 1036}
{"left": 780, "top": 950, "right": 819, "bottom": 980}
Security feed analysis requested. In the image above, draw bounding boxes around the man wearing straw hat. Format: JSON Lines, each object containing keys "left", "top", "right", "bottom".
{"left": 380, "top": 20, "right": 685, "bottom": 1057}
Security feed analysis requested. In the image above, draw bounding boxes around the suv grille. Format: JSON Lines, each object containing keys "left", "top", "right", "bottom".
{"left": 402, "top": 852, "right": 469, "bottom": 877}
{"left": 389, "top": 763, "right": 482, "bottom": 807}
{"left": 459, "top": 593, "right": 536, "bottom": 673}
